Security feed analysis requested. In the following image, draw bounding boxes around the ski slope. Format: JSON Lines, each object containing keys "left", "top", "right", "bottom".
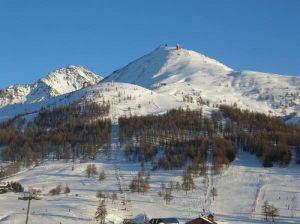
{"left": 0, "top": 146, "right": 299, "bottom": 224}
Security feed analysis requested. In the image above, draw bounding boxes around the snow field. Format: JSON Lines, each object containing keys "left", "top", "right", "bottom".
{"left": 1, "top": 148, "right": 300, "bottom": 224}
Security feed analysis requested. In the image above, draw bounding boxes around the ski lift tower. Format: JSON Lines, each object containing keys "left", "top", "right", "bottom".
{"left": 18, "top": 191, "right": 42, "bottom": 224}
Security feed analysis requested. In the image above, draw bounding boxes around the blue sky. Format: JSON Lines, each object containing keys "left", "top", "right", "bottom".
{"left": 0, "top": 0, "right": 299, "bottom": 88}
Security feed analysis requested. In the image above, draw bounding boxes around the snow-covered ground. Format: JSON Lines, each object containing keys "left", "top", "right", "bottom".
{"left": 1, "top": 146, "right": 299, "bottom": 224}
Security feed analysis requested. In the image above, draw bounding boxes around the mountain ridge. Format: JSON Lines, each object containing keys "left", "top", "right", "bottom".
{"left": 103, "top": 45, "right": 300, "bottom": 119}
{"left": 0, "top": 65, "right": 102, "bottom": 107}
{"left": 0, "top": 46, "right": 300, "bottom": 123}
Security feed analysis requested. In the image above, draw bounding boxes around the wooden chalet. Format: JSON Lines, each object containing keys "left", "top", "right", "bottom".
{"left": 185, "top": 215, "right": 218, "bottom": 224}
{"left": 0, "top": 182, "right": 11, "bottom": 189}
{"left": 83, "top": 81, "right": 92, "bottom": 88}
{"left": 0, "top": 182, "right": 11, "bottom": 193}
{"left": 149, "top": 218, "right": 179, "bottom": 224}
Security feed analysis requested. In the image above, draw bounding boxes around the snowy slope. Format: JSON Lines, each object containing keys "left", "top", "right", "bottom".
{"left": 229, "top": 70, "right": 300, "bottom": 116}
{"left": 104, "top": 46, "right": 233, "bottom": 89}
{"left": 0, "top": 81, "right": 207, "bottom": 122}
{"left": 104, "top": 45, "right": 300, "bottom": 118}
{"left": 0, "top": 65, "right": 102, "bottom": 107}
{"left": 84, "top": 82, "right": 205, "bottom": 122}
{"left": 0, "top": 147, "right": 299, "bottom": 224}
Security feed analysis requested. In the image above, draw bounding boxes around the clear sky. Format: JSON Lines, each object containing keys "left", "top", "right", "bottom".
{"left": 0, "top": 0, "right": 299, "bottom": 88}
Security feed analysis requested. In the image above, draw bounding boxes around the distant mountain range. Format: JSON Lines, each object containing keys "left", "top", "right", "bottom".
{"left": 0, "top": 45, "right": 299, "bottom": 123}
{"left": 0, "top": 65, "right": 102, "bottom": 107}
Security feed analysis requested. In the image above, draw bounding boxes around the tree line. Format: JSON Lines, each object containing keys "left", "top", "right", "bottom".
{"left": 0, "top": 102, "right": 111, "bottom": 169}
{"left": 119, "top": 105, "right": 300, "bottom": 170}
{"left": 119, "top": 108, "right": 236, "bottom": 171}
{"left": 220, "top": 105, "right": 300, "bottom": 167}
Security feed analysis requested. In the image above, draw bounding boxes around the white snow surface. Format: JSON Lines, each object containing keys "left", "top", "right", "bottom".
{"left": 0, "top": 147, "right": 299, "bottom": 224}
{"left": 105, "top": 46, "right": 233, "bottom": 89}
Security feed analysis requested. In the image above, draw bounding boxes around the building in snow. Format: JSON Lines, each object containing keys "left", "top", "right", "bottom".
{"left": 149, "top": 218, "right": 179, "bottom": 224}
{"left": 185, "top": 215, "right": 218, "bottom": 224}
{"left": 83, "top": 81, "right": 92, "bottom": 88}
{"left": 0, "top": 182, "right": 11, "bottom": 194}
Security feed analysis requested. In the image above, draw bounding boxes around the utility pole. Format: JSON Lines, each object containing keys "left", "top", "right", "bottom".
{"left": 25, "top": 197, "right": 31, "bottom": 224}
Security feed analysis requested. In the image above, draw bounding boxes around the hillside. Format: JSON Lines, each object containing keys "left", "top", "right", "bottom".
{"left": 0, "top": 81, "right": 210, "bottom": 123}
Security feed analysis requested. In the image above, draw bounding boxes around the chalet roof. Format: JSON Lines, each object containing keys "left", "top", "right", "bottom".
{"left": 185, "top": 217, "right": 217, "bottom": 224}
{"left": 150, "top": 218, "right": 179, "bottom": 224}
{"left": 159, "top": 218, "right": 179, "bottom": 223}
{"left": 0, "top": 182, "right": 10, "bottom": 188}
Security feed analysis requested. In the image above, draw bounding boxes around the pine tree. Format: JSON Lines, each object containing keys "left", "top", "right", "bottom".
{"left": 269, "top": 204, "right": 279, "bottom": 222}
{"left": 211, "top": 187, "right": 217, "bottom": 201}
{"left": 129, "top": 170, "right": 150, "bottom": 194}
{"left": 86, "top": 164, "right": 98, "bottom": 178}
{"left": 111, "top": 192, "right": 117, "bottom": 204}
{"left": 175, "top": 182, "right": 181, "bottom": 192}
{"left": 95, "top": 200, "right": 107, "bottom": 224}
{"left": 181, "top": 169, "right": 195, "bottom": 194}
{"left": 99, "top": 170, "right": 106, "bottom": 182}
{"left": 261, "top": 200, "right": 270, "bottom": 221}
{"left": 64, "top": 185, "right": 70, "bottom": 194}
{"left": 163, "top": 189, "right": 173, "bottom": 204}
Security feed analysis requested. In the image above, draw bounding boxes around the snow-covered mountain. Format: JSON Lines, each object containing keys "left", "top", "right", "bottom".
{"left": 0, "top": 81, "right": 192, "bottom": 123}
{"left": 104, "top": 45, "right": 233, "bottom": 89}
{"left": 0, "top": 65, "right": 102, "bottom": 107}
{"left": 104, "top": 45, "right": 300, "bottom": 117}
{"left": 0, "top": 84, "right": 32, "bottom": 107}
{"left": 0, "top": 46, "right": 300, "bottom": 123}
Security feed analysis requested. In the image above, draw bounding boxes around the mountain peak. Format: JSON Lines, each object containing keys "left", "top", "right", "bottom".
{"left": 42, "top": 65, "right": 100, "bottom": 81}
{"left": 39, "top": 65, "right": 102, "bottom": 96}
{"left": 104, "top": 45, "right": 232, "bottom": 88}
{"left": 0, "top": 65, "right": 102, "bottom": 108}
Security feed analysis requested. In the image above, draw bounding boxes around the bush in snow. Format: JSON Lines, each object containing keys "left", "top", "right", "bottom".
{"left": 49, "top": 185, "right": 62, "bottom": 195}
{"left": 86, "top": 164, "right": 98, "bottom": 178}
{"left": 64, "top": 185, "right": 71, "bottom": 194}
{"left": 10, "top": 181, "right": 24, "bottom": 192}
